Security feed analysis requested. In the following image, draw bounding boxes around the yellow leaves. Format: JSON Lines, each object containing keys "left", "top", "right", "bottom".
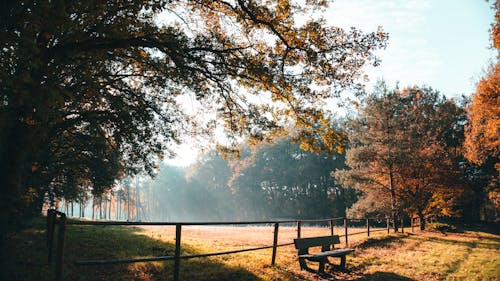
{"left": 293, "top": 114, "right": 347, "bottom": 155}
{"left": 299, "top": 140, "right": 311, "bottom": 152}
{"left": 24, "top": 186, "right": 38, "bottom": 204}
{"left": 31, "top": 162, "right": 39, "bottom": 172}
{"left": 138, "top": 49, "right": 148, "bottom": 59}
{"left": 216, "top": 144, "right": 241, "bottom": 160}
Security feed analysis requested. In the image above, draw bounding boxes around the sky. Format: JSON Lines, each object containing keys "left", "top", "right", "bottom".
{"left": 328, "top": 0, "right": 495, "bottom": 97}
{"left": 166, "top": 0, "right": 496, "bottom": 166}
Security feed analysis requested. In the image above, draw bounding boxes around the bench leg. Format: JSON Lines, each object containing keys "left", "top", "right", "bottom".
{"left": 298, "top": 257, "right": 308, "bottom": 271}
{"left": 318, "top": 259, "right": 325, "bottom": 273}
{"left": 340, "top": 255, "right": 346, "bottom": 268}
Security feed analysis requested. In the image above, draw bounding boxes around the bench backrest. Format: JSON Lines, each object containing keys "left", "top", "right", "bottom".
{"left": 294, "top": 235, "right": 340, "bottom": 249}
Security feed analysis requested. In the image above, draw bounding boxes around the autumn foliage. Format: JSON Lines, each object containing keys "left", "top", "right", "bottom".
{"left": 335, "top": 83, "right": 469, "bottom": 230}
{"left": 464, "top": 0, "right": 500, "bottom": 218}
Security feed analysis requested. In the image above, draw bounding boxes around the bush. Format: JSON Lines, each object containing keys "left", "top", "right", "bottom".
{"left": 427, "top": 222, "right": 458, "bottom": 233}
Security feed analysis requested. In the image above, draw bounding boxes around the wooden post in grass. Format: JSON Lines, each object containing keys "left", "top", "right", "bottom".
{"left": 297, "top": 221, "right": 301, "bottom": 238}
{"left": 174, "top": 224, "right": 182, "bottom": 281}
{"left": 47, "top": 209, "right": 55, "bottom": 263}
{"left": 271, "top": 223, "right": 279, "bottom": 265}
{"left": 366, "top": 218, "right": 370, "bottom": 237}
{"left": 387, "top": 218, "right": 390, "bottom": 234}
{"left": 411, "top": 217, "right": 414, "bottom": 233}
{"left": 344, "top": 218, "right": 348, "bottom": 247}
{"left": 401, "top": 218, "right": 404, "bottom": 233}
{"left": 55, "top": 213, "right": 66, "bottom": 281}
{"left": 329, "top": 219, "right": 334, "bottom": 236}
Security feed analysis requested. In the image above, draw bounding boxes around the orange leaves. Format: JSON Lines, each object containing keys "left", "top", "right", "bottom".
{"left": 338, "top": 83, "right": 469, "bottom": 220}
{"left": 465, "top": 2, "right": 500, "bottom": 171}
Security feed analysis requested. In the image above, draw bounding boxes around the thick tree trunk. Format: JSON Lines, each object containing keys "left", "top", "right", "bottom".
{"left": 0, "top": 121, "right": 29, "bottom": 227}
{"left": 418, "top": 211, "right": 425, "bottom": 230}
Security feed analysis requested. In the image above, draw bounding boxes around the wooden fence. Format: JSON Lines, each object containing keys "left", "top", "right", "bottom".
{"left": 46, "top": 211, "right": 420, "bottom": 281}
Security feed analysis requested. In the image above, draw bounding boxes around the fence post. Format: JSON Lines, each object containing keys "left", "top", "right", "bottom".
{"left": 401, "top": 217, "right": 404, "bottom": 233}
{"left": 366, "top": 218, "right": 370, "bottom": 237}
{"left": 174, "top": 224, "right": 182, "bottom": 281}
{"left": 271, "top": 223, "right": 279, "bottom": 265}
{"left": 47, "top": 209, "right": 55, "bottom": 263}
{"left": 344, "top": 218, "right": 348, "bottom": 247}
{"left": 329, "top": 219, "right": 334, "bottom": 236}
{"left": 297, "top": 221, "right": 301, "bottom": 239}
{"left": 55, "top": 213, "right": 66, "bottom": 281}
{"left": 411, "top": 217, "right": 414, "bottom": 233}
{"left": 386, "top": 217, "right": 390, "bottom": 235}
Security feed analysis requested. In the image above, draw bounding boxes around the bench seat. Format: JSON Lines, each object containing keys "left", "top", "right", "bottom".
{"left": 294, "top": 235, "right": 354, "bottom": 273}
{"left": 298, "top": 248, "right": 354, "bottom": 260}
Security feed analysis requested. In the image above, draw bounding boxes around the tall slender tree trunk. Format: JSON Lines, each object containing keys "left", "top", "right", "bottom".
{"left": 108, "top": 195, "right": 112, "bottom": 220}
{"left": 127, "top": 193, "right": 131, "bottom": 221}
{"left": 99, "top": 196, "right": 103, "bottom": 219}
{"left": 117, "top": 197, "right": 120, "bottom": 220}
{"left": 389, "top": 169, "right": 399, "bottom": 232}
{"left": 92, "top": 196, "right": 95, "bottom": 220}
{"left": 136, "top": 182, "right": 141, "bottom": 221}
{"left": 82, "top": 202, "right": 85, "bottom": 218}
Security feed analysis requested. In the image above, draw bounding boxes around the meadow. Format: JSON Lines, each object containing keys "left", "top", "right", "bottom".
{"left": 3, "top": 218, "right": 499, "bottom": 281}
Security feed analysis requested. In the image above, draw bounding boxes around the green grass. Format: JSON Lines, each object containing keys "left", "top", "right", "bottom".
{"left": 2, "top": 217, "right": 499, "bottom": 281}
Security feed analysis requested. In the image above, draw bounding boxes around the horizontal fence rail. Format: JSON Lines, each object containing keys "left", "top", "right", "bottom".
{"left": 47, "top": 213, "right": 418, "bottom": 281}
{"left": 65, "top": 217, "right": 345, "bottom": 226}
{"left": 75, "top": 242, "right": 295, "bottom": 266}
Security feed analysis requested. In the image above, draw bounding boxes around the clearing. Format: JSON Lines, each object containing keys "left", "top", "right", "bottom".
{"left": 2, "top": 218, "right": 499, "bottom": 281}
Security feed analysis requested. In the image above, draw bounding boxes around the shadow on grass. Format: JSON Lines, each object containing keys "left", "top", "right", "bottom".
{"left": 299, "top": 267, "right": 415, "bottom": 281}
{"left": 2, "top": 217, "right": 262, "bottom": 281}
{"left": 409, "top": 234, "right": 499, "bottom": 250}
{"left": 466, "top": 222, "right": 500, "bottom": 236}
{"left": 355, "top": 235, "right": 405, "bottom": 249}
{"left": 354, "top": 271, "right": 414, "bottom": 281}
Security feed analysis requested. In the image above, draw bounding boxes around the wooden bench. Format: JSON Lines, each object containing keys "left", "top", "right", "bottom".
{"left": 293, "top": 235, "right": 354, "bottom": 273}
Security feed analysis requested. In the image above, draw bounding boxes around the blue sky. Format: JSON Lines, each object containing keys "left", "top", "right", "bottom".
{"left": 328, "top": 0, "right": 495, "bottom": 98}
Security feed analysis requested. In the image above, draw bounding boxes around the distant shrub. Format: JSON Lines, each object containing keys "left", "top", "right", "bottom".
{"left": 427, "top": 222, "right": 458, "bottom": 233}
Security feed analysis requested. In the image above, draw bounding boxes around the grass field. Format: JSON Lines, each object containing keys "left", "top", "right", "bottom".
{"left": 2, "top": 217, "right": 499, "bottom": 281}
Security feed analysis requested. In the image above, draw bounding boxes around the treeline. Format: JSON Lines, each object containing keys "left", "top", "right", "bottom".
{"left": 60, "top": 140, "right": 353, "bottom": 221}
{"left": 54, "top": 81, "right": 498, "bottom": 228}
{"left": 144, "top": 141, "right": 352, "bottom": 221}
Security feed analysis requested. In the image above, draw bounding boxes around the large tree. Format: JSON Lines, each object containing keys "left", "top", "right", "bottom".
{"left": 396, "top": 88, "right": 468, "bottom": 229}
{"left": 335, "top": 83, "right": 468, "bottom": 230}
{"left": 0, "top": 1, "right": 387, "bottom": 228}
{"left": 334, "top": 82, "right": 405, "bottom": 231}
